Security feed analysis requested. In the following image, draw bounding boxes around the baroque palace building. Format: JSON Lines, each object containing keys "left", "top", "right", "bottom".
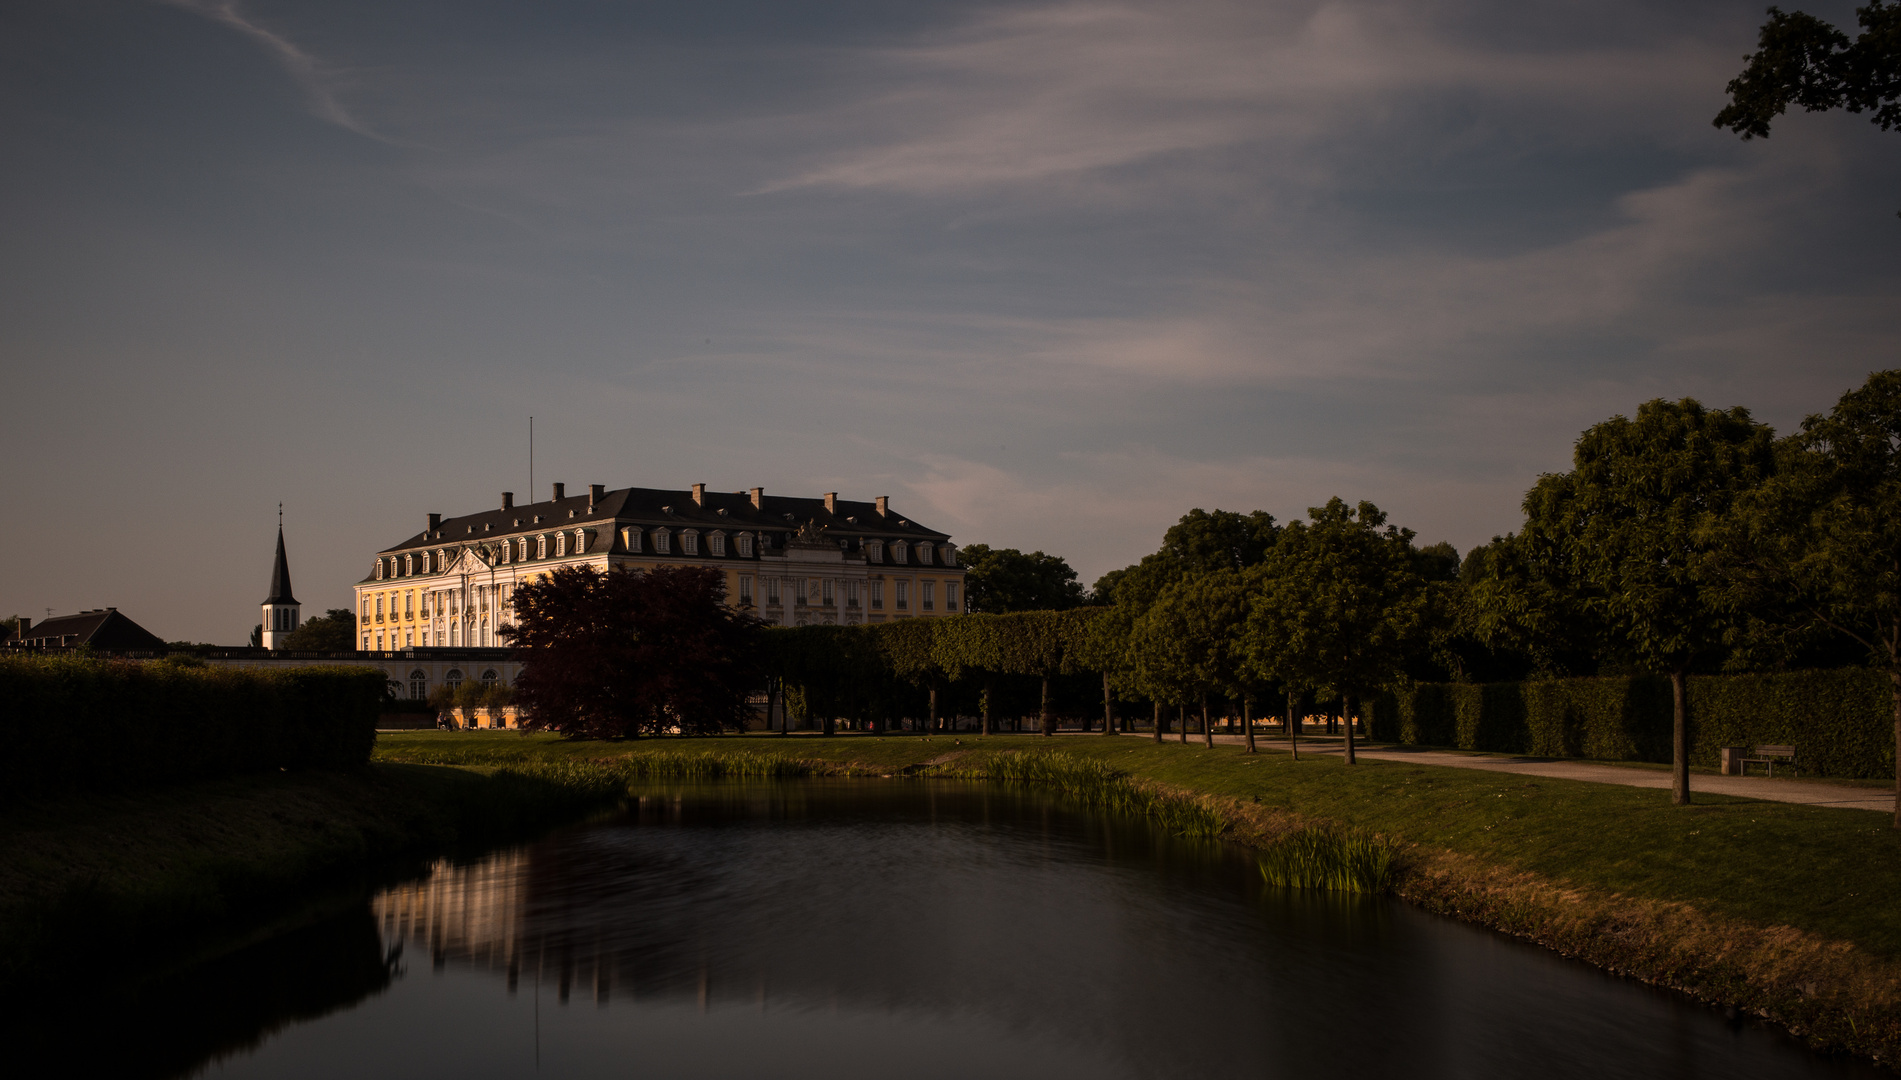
{"left": 354, "top": 483, "right": 965, "bottom": 653}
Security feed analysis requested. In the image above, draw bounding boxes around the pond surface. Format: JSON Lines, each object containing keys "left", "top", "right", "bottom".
{"left": 39, "top": 780, "right": 1896, "bottom": 1078}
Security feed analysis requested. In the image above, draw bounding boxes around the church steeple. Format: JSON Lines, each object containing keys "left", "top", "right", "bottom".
{"left": 260, "top": 506, "right": 301, "bottom": 649}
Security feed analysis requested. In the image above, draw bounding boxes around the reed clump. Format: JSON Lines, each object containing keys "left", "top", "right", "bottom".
{"left": 614, "top": 750, "right": 816, "bottom": 780}
{"left": 929, "top": 750, "right": 1226, "bottom": 838}
{"left": 1257, "top": 825, "right": 1402, "bottom": 894}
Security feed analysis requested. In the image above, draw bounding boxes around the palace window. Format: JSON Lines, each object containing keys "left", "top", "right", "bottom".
{"left": 654, "top": 529, "right": 672, "bottom": 554}
{"left": 622, "top": 527, "right": 643, "bottom": 553}
{"left": 404, "top": 592, "right": 414, "bottom": 618}
{"left": 361, "top": 633, "right": 370, "bottom": 651}
{"left": 943, "top": 544, "right": 958, "bottom": 567}
{"left": 736, "top": 532, "right": 753, "bottom": 557}
{"left": 376, "top": 631, "right": 385, "bottom": 650}
{"left": 917, "top": 544, "right": 934, "bottom": 566}
{"left": 574, "top": 529, "right": 587, "bottom": 554}
{"left": 896, "top": 581, "right": 909, "bottom": 610}
{"left": 922, "top": 581, "right": 935, "bottom": 611}
{"left": 556, "top": 532, "right": 568, "bottom": 557}
{"left": 709, "top": 531, "right": 726, "bottom": 556}
{"left": 374, "top": 559, "right": 385, "bottom": 580}
{"left": 537, "top": 535, "right": 548, "bottom": 559}
{"left": 482, "top": 669, "right": 499, "bottom": 688}
{"left": 946, "top": 582, "right": 960, "bottom": 611}
{"left": 794, "top": 578, "right": 808, "bottom": 606}
{"left": 822, "top": 579, "right": 835, "bottom": 607}
{"left": 766, "top": 577, "right": 780, "bottom": 606}
{"left": 892, "top": 541, "right": 909, "bottom": 565}
{"left": 421, "top": 551, "right": 431, "bottom": 573}
{"left": 682, "top": 530, "right": 700, "bottom": 556}
{"left": 409, "top": 670, "right": 427, "bottom": 699}
{"left": 847, "top": 581, "right": 861, "bottom": 609}
{"left": 405, "top": 554, "right": 415, "bottom": 575}
{"left": 375, "top": 596, "right": 385, "bottom": 622}
{"left": 361, "top": 599, "right": 370, "bottom": 623}
{"left": 404, "top": 630, "right": 413, "bottom": 647}
{"left": 866, "top": 540, "right": 884, "bottom": 562}
{"left": 739, "top": 575, "right": 753, "bottom": 605}
{"left": 445, "top": 669, "right": 463, "bottom": 692}
{"left": 871, "top": 581, "right": 884, "bottom": 609}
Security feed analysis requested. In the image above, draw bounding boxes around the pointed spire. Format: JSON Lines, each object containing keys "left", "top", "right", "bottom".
{"left": 264, "top": 526, "right": 297, "bottom": 605}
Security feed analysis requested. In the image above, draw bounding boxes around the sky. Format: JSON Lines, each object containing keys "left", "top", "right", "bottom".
{"left": 2, "top": 0, "right": 1898, "bottom": 644}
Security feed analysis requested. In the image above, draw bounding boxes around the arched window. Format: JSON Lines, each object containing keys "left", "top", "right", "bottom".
{"left": 537, "top": 535, "right": 548, "bottom": 559}
{"left": 409, "top": 670, "right": 427, "bottom": 699}
{"left": 404, "top": 554, "right": 415, "bottom": 575}
{"left": 574, "top": 529, "right": 587, "bottom": 554}
{"left": 482, "top": 669, "right": 499, "bottom": 687}
{"left": 556, "top": 532, "right": 568, "bottom": 557}
{"left": 374, "top": 559, "right": 385, "bottom": 580}
{"left": 445, "top": 669, "right": 464, "bottom": 692}
{"left": 437, "top": 548, "right": 448, "bottom": 570}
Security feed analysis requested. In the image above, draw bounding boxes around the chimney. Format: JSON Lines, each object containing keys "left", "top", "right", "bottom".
{"left": 875, "top": 496, "right": 889, "bottom": 517}
{"left": 692, "top": 483, "right": 706, "bottom": 505}
{"left": 552, "top": 482, "right": 565, "bottom": 501}
{"left": 824, "top": 492, "right": 837, "bottom": 514}
{"left": 749, "top": 487, "right": 763, "bottom": 509}
{"left": 589, "top": 483, "right": 604, "bottom": 510}
{"left": 428, "top": 512, "right": 442, "bottom": 531}
{"left": 502, "top": 492, "right": 513, "bottom": 510}
{"left": 14, "top": 617, "right": 28, "bottom": 639}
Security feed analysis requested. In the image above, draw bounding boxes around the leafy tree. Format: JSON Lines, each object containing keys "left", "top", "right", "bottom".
{"left": 959, "top": 544, "right": 1085, "bottom": 613}
{"left": 1715, "top": 2, "right": 1901, "bottom": 141}
{"left": 506, "top": 565, "right": 763, "bottom": 738}
{"left": 1133, "top": 570, "right": 1250, "bottom": 749}
{"left": 1728, "top": 371, "right": 1901, "bottom": 827}
{"left": 284, "top": 608, "right": 357, "bottom": 651}
{"left": 1242, "top": 498, "right": 1431, "bottom": 764}
{"left": 249, "top": 624, "right": 262, "bottom": 648}
{"left": 1157, "top": 509, "right": 1280, "bottom": 574}
{"left": 1525, "top": 399, "right": 1775, "bottom": 805}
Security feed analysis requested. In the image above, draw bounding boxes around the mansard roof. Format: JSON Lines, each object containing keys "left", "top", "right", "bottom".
{"left": 375, "top": 486, "right": 955, "bottom": 557}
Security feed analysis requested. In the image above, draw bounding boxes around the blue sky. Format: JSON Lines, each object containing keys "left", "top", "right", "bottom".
{"left": 3, "top": 0, "right": 1898, "bottom": 643}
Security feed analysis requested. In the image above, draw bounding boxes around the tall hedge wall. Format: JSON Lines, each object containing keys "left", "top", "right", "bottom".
{"left": 1370, "top": 667, "right": 1894, "bottom": 779}
{"left": 0, "top": 655, "right": 385, "bottom": 799}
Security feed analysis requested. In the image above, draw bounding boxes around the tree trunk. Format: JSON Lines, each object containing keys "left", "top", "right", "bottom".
{"left": 1178, "top": 705, "right": 1187, "bottom": 744}
{"left": 1288, "top": 693, "right": 1299, "bottom": 761}
{"left": 1671, "top": 668, "right": 1690, "bottom": 806}
{"left": 1891, "top": 666, "right": 1900, "bottom": 830}
{"left": 1201, "top": 694, "right": 1213, "bottom": 748}
{"left": 1102, "top": 672, "right": 1116, "bottom": 736}
{"left": 1041, "top": 675, "right": 1054, "bottom": 736}
{"left": 1152, "top": 701, "right": 1163, "bottom": 743}
{"left": 929, "top": 684, "right": 939, "bottom": 733}
{"left": 1244, "top": 699, "right": 1256, "bottom": 754}
{"left": 982, "top": 677, "right": 995, "bottom": 736}
{"left": 1343, "top": 691, "right": 1357, "bottom": 765}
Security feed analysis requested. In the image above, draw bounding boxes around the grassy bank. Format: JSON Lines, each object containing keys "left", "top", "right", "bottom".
{"left": 376, "top": 730, "right": 1901, "bottom": 1066}
{"left": 0, "top": 760, "right": 626, "bottom": 997}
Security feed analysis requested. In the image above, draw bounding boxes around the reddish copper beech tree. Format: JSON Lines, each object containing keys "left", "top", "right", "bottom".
{"left": 503, "top": 564, "right": 764, "bottom": 738}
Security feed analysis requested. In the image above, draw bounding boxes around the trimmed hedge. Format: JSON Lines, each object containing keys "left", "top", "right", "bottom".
{"left": 0, "top": 655, "right": 384, "bottom": 799}
{"left": 1372, "top": 667, "right": 1895, "bottom": 779}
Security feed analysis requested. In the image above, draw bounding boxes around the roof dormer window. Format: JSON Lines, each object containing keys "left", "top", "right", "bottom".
{"left": 623, "top": 527, "right": 642, "bottom": 553}
{"left": 736, "top": 532, "right": 754, "bottom": 557}
{"left": 866, "top": 539, "right": 885, "bottom": 563}
{"left": 556, "top": 532, "right": 568, "bottom": 557}
{"left": 892, "top": 540, "right": 909, "bottom": 565}
{"left": 404, "top": 554, "right": 416, "bottom": 575}
{"left": 374, "top": 559, "right": 385, "bottom": 580}
{"left": 708, "top": 531, "right": 726, "bottom": 556}
{"left": 537, "top": 534, "right": 548, "bottom": 559}
{"left": 654, "top": 528, "right": 672, "bottom": 554}
{"left": 943, "top": 543, "right": 958, "bottom": 567}
{"left": 916, "top": 544, "right": 933, "bottom": 566}
{"left": 573, "top": 529, "right": 587, "bottom": 554}
{"left": 682, "top": 530, "right": 700, "bottom": 556}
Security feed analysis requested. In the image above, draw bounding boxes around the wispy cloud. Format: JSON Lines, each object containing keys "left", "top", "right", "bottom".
{"left": 160, "top": 0, "right": 381, "bottom": 138}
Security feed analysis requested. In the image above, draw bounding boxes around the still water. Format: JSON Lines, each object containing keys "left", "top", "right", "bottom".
{"left": 45, "top": 780, "right": 1896, "bottom": 1078}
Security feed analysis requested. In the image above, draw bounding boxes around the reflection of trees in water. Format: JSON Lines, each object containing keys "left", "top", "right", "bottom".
{"left": 6, "top": 908, "right": 398, "bottom": 1080}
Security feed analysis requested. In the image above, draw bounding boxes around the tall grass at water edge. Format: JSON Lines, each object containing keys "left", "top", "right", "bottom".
{"left": 1257, "top": 827, "right": 1402, "bottom": 894}
{"left": 385, "top": 749, "right": 820, "bottom": 783}
{"left": 928, "top": 751, "right": 1226, "bottom": 838}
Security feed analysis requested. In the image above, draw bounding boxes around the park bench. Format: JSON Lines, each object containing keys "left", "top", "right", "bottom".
{"left": 1740, "top": 744, "right": 1798, "bottom": 778}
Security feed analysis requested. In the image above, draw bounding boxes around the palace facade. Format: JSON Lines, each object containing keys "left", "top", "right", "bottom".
{"left": 353, "top": 483, "right": 967, "bottom": 652}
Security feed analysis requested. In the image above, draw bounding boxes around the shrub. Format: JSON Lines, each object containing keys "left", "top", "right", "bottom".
{"left": 0, "top": 654, "right": 383, "bottom": 800}
{"left": 1377, "top": 667, "right": 1894, "bottom": 779}
{"left": 1258, "top": 826, "right": 1401, "bottom": 893}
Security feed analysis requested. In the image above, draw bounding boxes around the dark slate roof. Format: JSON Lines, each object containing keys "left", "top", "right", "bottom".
{"left": 9, "top": 609, "right": 168, "bottom": 651}
{"left": 376, "top": 487, "right": 955, "bottom": 557}
{"left": 264, "top": 528, "right": 297, "bottom": 605}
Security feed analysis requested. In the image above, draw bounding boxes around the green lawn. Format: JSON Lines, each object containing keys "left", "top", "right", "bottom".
{"left": 377, "top": 730, "right": 1901, "bottom": 957}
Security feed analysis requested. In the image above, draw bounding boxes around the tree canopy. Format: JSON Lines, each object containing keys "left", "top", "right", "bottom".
{"left": 959, "top": 544, "right": 1085, "bottom": 613}
{"left": 1715, "top": 2, "right": 1901, "bottom": 140}
{"left": 284, "top": 608, "right": 356, "bottom": 651}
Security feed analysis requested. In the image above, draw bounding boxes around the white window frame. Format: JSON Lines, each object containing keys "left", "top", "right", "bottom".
{"left": 654, "top": 529, "right": 672, "bottom": 554}
{"left": 624, "top": 527, "right": 643, "bottom": 553}
{"left": 916, "top": 544, "right": 933, "bottom": 566}
{"left": 737, "top": 532, "right": 753, "bottom": 557}
{"left": 871, "top": 580, "right": 884, "bottom": 609}
{"left": 922, "top": 581, "right": 935, "bottom": 611}
{"left": 946, "top": 582, "right": 960, "bottom": 611}
{"left": 892, "top": 541, "right": 909, "bottom": 565}
{"left": 896, "top": 580, "right": 909, "bottom": 610}
{"left": 556, "top": 532, "right": 568, "bottom": 557}
{"left": 866, "top": 539, "right": 884, "bottom": 562}
{"left": 766, "top": 577, "right": 781, "bottom": 606}
{"left": 709, "top": 531, "right": 726, "bottom": 556}
{"left": 682, "top": 530, "right": 700, "bottom": 556}
{"left": 739, "top": 575, "right": 754, "bottom": 605}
